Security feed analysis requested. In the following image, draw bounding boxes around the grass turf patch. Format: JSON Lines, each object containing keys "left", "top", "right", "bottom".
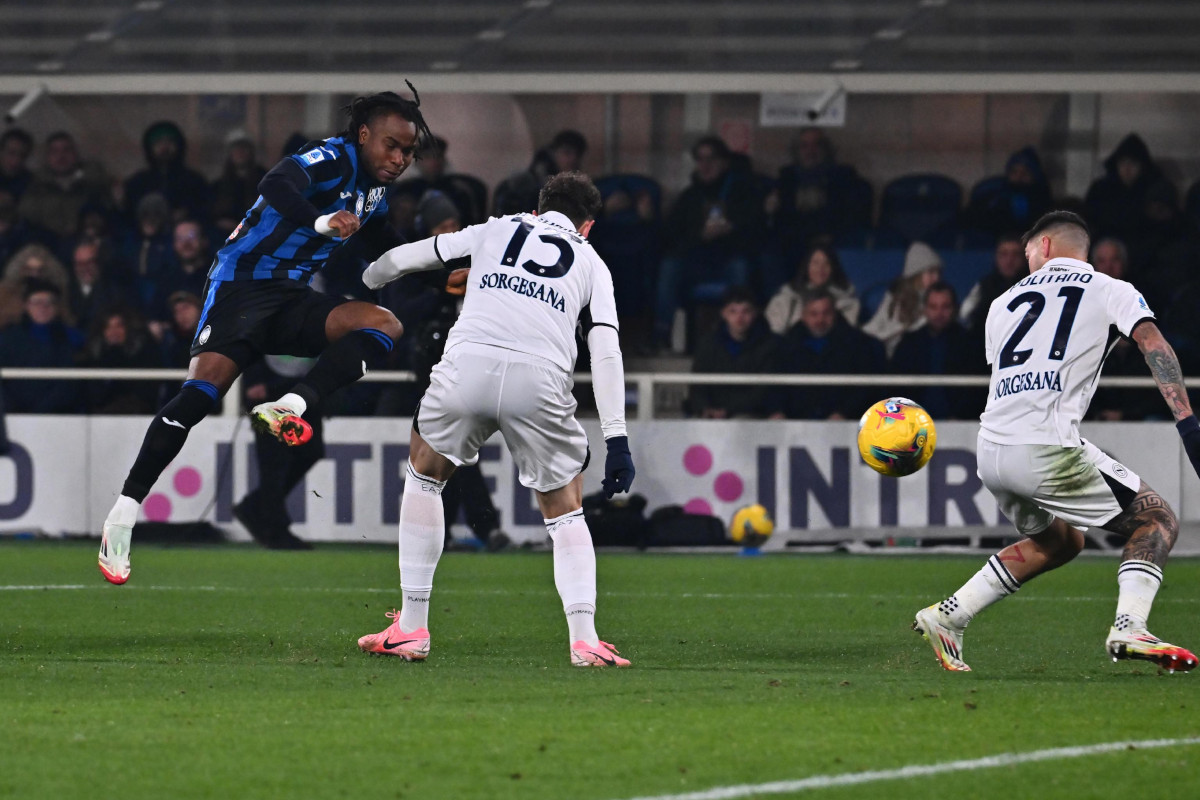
{"left": 2, "top": 542, "right": 1198, "bottom": 799}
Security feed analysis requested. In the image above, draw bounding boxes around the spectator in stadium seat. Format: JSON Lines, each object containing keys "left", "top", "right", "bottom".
{"left": 1092, "top": 237, "right": 1130, "bottom": 282}
{"left": 0, "top": 242, "right": 74, "bottom": 328}
{"left": 764, "top": 244, "right": 859, "bottom": 334}
{"left": 1088, "top": 238, "right": 1158, "bottom": 421}
{"left": 0, "top": 279, "right": 84, "bottom": 413}
{"left": 210, "top": 129, "right": 267, "bottom": 239}
{"left": 67, "top": 238, "right": 137, "bottom": 334}
{"left": 19, "top": 131, "right": 115, "bottom": 242}
{"left": 123, "top": 121, "right": 211, "bottom": 224}
{"left": 1085, "top": 133, "right": 1166, "bottom": 244}
{"left": 889, "top": 281, "right": 986, "bottom": 420}
{"left": 689, "top": 286, "right": 783, "bottom": 419}
{"left": 0, "top": 187, "right": 55, "bottom": 270}
{"left": 959, "top": 234, "right": 1026, "bottom": 332}
{"left": 773, "top": 128, "right": 869, "bottom": 255}
{"left": 394, "top": 137, "right": 487, "bottom": 225}
{"left": 964, "top": 146, "right": 1053, "bottom": 238}
{"left": 0, "top": 128, "right": 35, "bottom": 201}
{"left": 589, "top": 176, "right": 662, "bottom": 346}
{"left": 493, "top": 129, "right": 588, "bottom": 216}
{"left": 655, "top": 135, "right": 762, "bottom": 350}
{"left": 780, "top": 288, "right": 884, "bottom": 420}
{"left": 160, "top": 290, "right": 202, "bottom": 369}
{"left": 147, "top": 219, "right": 211, "bottom": 322}
{"left": 120, "top": 193, "right": 177, "bottom": 310}
{"left": 82, "top": 307, "right": 163, "bottom": 414}
{"left": 862, "top": 241, "right": 943, "bottom": 357}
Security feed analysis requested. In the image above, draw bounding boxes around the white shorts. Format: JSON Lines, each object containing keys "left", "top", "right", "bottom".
{"left": 976, "top": 435, "right": 1141, "bottom": 536}
{"left": 415, "top": 342, "right": 590, "bottom": 492}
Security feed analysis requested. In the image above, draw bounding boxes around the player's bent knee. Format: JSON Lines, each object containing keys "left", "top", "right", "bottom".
{"left": 1063, "top": 525, "right": 1086, "bottom": 558}
{"left": 363, "top": 307, "right": 402, "bottom": 341}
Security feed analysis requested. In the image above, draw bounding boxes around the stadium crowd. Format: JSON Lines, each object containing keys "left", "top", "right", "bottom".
{"left": 0, "top": 121, "right": 1197, "bottom": 421}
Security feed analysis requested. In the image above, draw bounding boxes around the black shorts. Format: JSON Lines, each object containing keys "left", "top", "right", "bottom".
{"left": 191, "top": 278, "right": 350, "bottom": 367}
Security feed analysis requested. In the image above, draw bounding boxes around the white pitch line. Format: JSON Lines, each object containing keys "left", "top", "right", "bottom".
{"left": 0, "top": 584, "right": 1197, "bottom": 604}
{"left": 615, "top": 737, "right": 1200, "bottom": 800}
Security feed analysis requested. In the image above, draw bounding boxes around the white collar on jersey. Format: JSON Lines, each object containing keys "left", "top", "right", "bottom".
{"left": 537, "top": 210, "right": 579, "bottom": 233}
{"left": 1040, "top": 256, "right": 1093, "bottom": 272}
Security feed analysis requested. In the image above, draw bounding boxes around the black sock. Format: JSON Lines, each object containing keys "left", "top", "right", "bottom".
{"left": 292, "top": 328, "right": 393, "bottom": 411}
{"left": 122, "top": 380, "right": 218, "bottom": 501}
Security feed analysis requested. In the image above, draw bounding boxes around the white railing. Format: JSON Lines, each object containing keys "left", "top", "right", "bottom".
{"left": 0, "top": 367, "right": 1165, "bottom": 420}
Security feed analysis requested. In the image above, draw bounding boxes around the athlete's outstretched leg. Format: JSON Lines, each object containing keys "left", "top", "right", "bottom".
{"left": 913, "top": 519, "right": 1084, "bottom": 671}
{"left": 357, "top": 428, "right": 453, "bottom": 660}
{"left": 537, "top": 475, "right": 629, "bottom": 667}
{"left": 99, "top": 353, "right": 238, "bottom": 584}
{"left": 254, "top": 302, "right": 401, "bottom": 445}
{"left": 1101, "top": 482, "right": 1196, "bottom": 671}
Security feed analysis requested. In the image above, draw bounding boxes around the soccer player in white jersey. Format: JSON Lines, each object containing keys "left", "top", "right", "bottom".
{"left": 913, "top": 211, "right": 1200, "bottom": 673}
{"left": 354, "top": 172, "right": 636, "bottom": 667}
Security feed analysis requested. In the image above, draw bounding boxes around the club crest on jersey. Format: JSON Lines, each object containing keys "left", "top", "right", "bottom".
{"left": 197, "top": 325, "right": 212, "bottom": 346}
{"left": 355, "top": 193, "right": 365, "bottom": 217}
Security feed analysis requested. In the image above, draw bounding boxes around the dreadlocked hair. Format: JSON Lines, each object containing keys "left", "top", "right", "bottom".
{"left": 342, "top": 80, "right": 437, "bottom": 155}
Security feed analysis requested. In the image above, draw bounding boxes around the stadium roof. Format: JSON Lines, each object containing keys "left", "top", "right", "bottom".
{"left": 2, "top": 0, "right": 1200, "bottom": 94}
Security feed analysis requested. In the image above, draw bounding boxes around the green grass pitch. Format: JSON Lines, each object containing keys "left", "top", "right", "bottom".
{"left": 2, "top": 542, "right": 1198, "bottom": 799}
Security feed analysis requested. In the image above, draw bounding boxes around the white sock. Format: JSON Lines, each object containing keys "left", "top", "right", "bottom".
{"left": 106, "top": 495, "right": 139, "bottom": 528}
{"left": 398, "top": 464, "right": 446, "bottom": 632}
{"left": 547, "top": 509, "right": 598, "bottom": 646}
{"left": 940, "top": 555, "right": 1021, "bottom": 628}
{"left": 1114, "top": 560, "right": 1163, "bottom": 631}
{"left": 277, "top": 392, "right": 307, "bottom": 416}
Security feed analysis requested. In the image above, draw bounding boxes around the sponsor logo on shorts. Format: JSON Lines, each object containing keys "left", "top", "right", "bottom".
{"left": 1113, "top": 463, "right": 1128, "bottom": 478}
{"left": 197, "top": 325, "right": 211, "bottom": 345}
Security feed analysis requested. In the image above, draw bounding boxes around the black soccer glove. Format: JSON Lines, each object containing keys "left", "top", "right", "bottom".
{"left": 1177, "top": 416, "right": 1200, "bottom": 480}
{"left": 602, "top": 435, "right": 636, "bottom": 499}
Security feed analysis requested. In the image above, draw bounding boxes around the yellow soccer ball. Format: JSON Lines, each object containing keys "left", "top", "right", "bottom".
{"left": 729, "top": 504, "right": 774, "bottom": 547}
{"left": 857, "top": 397, "right": 937, "bottom": 477}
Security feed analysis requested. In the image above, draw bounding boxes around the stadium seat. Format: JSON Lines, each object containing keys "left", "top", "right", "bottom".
{"left": 593, "top": 174, "right": 663, "bottom": 220}
{"left": 879, "top": 173, "right": 963, "bottom": 242}
{"left": 939, "top": 250, "right": 994, "bottom": 303}
{"left": 1186, "top": 178, "right": 1200, "bottom": 231}
{"left": 834, "top": 227, "right": 907, "bottom": 250}
{"left": 445, "top": 173, "right": 489, "bottom": 224}
{"left": 838, "top": 249, "right": 906, "bottom": 318}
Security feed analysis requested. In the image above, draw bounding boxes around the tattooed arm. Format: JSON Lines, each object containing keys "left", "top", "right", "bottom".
{"left": 1135, "top": 321, "right": 1200, "bottom": 481}
{"left": 1132, "top": 321, "right": 1193, "bottom": 421}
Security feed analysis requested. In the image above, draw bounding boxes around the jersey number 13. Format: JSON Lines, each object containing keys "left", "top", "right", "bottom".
{"left": 500, "top": 220, "right": 574, "bottom": 278}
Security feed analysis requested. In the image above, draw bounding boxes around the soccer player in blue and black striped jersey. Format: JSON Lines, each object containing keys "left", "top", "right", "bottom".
{"left": 98, "top": 86, "right": 438, "bottom": 582}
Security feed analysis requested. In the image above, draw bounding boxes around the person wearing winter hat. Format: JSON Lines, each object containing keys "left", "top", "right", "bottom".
{"left": 861, "top": 241, "right": 943, "bottom": 357}
{"left": 1085, "top": 133, "right": 1167, "bottom": 243}
{"left": 965, "top": 145, "right": 1053, "bottom": 237}
{"left": 123, "top": 120, "right": 211, "bottom": 224}
{"left": 416, "top": 190, "right": 461, "bottom": 236}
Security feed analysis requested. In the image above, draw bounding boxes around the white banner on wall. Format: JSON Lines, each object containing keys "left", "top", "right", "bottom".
{"left": 0, "top": 418, "right": 1187, "bottom": 543}
{"left": 760, "top": 91, "right": 847, "bottom": 127}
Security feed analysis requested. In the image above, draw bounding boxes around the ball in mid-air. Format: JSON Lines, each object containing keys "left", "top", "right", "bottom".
{"left": 730, "top": 503, "right": 774, "bottom": 547}
{"left": 857, "top": 397, "right": 937, "bottom": 477}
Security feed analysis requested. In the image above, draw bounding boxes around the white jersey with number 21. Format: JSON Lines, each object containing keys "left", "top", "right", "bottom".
{"left": 979, "top": 256, "right": 1155, "bottom": 447}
